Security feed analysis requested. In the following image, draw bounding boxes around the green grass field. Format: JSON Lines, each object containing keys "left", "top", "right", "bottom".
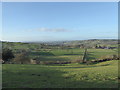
{"left": 3, "top": 41, "right": 118, "bottom": 62}
{"left": 2, "top": 41, "right": 119, "bottom": 88}
{"left": 29, "top": 48, "right": 118, "bottom": 62}
{"left": 2, "top": 60, "right": 118, "bottom": 88}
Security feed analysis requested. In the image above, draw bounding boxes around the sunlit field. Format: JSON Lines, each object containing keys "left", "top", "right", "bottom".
{"left": 3, "top": 60, "right": 118, "bottom": 88}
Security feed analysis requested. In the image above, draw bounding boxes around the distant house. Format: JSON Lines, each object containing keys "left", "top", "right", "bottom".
{"left": 96, "top": 46, "right": 117, "bottom": 49}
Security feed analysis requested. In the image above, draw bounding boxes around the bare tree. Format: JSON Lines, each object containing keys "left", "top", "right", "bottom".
{"left": 82, "top": 48, "right": 87, "bottom": 63}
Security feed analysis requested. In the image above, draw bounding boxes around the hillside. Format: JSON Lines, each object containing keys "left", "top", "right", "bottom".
{"left": 2, "top": 60, "right": 118, "bottom": 88}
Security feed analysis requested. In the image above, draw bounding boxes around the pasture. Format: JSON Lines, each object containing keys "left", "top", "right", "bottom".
{"left": 2, "top": 40, "right": 119, "bottom": 88}
{"left": 2, "top": 60, "right": 118, "bottom": 88}
{"left": 29, "top": 48, "right": 118, "bottom": 62}
{"left": 2, "top": 41, "right": 118, "bottom": 62}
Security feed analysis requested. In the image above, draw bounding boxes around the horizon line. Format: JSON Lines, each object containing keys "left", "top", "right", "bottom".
{"left": 1, "top": 38, "right": 118, "bottom": 43}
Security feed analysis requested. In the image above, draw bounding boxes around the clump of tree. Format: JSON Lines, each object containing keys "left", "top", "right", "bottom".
{"left": 112, "top": 54, "right": 119, "bottom": 60}
{"left": 99, "top": 54, "right": 119, "bottom": 60}
{"left": 2, "top": 48, "right": 14, "bottom": 64}
{"left": 13, "top": 50, "right": 30, "bottom": 64}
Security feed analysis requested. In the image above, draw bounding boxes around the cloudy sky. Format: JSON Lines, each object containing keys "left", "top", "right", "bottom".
{"left": 2, "top": 2, "right": 118, "bottom": 42}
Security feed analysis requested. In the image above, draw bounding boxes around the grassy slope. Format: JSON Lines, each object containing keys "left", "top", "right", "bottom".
{"left": 3, "top": 60, "right": 118, "bottom": 88}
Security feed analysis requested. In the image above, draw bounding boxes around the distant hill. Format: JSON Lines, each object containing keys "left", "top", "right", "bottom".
{"left": 63, "top": 39, "right": 118, "bottom": 46}
{"left": 2, "top": 39, "right": 118, "bottom": 46}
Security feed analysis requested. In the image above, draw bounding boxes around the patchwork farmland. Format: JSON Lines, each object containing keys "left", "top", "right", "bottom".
{"left": 1, "top": 39, "right": 119, "bottom": 88}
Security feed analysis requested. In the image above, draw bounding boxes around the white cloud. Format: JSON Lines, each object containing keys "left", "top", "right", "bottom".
{"left": 27, "top": 28, "right": 69, "bottom": 32}
{"left": 25, "top": 28, "right": 71, "bottom": 32}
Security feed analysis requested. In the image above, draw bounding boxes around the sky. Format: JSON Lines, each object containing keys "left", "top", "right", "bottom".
{"left": 2, "top": 2, "right": 118, "bottom": 42}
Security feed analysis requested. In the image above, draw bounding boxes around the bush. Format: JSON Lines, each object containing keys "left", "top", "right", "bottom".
{"left": 2, "top": 48, "right": 14, "bottom": 63}
{"left": 86, "top": 61, "right": 92, "bottom": 65}
{"left": 13, "top": 52, "right": 30, "bottom": 64}
{"left": 112, "top": 54, "right": 118, "bottom": 60}
{"left": 100, "top": 54, "right": 118, "bottom": 60}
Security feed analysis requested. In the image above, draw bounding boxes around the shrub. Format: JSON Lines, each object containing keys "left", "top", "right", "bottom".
{"left": 112, "top": 54, "right": 118, "bottom": 60}
{"left": 86, "top": 61, "right": 92, "bottom": 65}
{"left": 2, "top": 48, "right": 14, "bottom": 63}
{"left": 13, "top": 52, "right": 30, "bottom": 64}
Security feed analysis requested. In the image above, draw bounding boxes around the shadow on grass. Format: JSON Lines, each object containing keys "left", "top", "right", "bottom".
{"left": 36, "top": 56, "right": 69, "bottom": 61}
{"left": 64, "top": 52, "right": 83, "bottom": 56}
{"left": 30, "top": 52, "right": 55, "bottom": 56}
{"left": 2, "top": 65, "right": 118, "bottom": 88}
{"left": 64, "top": 54, "right": 83, "bottom": 55}
{"left": 87, "top": 53, "right": 96, "bottom": 61}
{"left": 47, "top": 64, "right": 111, "bottom": 68}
